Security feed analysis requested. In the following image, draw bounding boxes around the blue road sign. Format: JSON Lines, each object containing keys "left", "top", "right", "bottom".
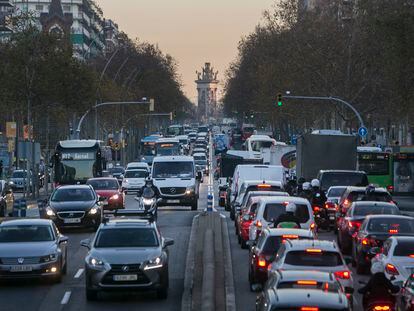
{"left": 291, "top": 135, "right": 297, "bottom": 145}
{"left": 358, "top": 126, "right": 368, "bottom": 137}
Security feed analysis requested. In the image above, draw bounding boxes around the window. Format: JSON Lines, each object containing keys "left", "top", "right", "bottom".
{"left": 87, "top": 179, "right": 119, "bottom": 190}
{"left": 0, "top": 225, "right": 54, "bottom": 242}
{"left": 51, "top": 188, "right": 95, "bottom": 202}
{"left": 358, "top": 159, "right": 389, "bottom": 175}
{"left": 327, "top": 187, "right": 346, "bottom": 197}
{"left": 263, "top": 203, "right": 309, "bottom": 223}
{"left": 62, "top": 5, "right": 71, "bottom": 12}
{"left": 320, "top": 172, "right": 369, "bottom": 191}
{"left": 95, "top": 228, "right": 159, "bottom": 247}
{"left": 284, "top": 251, "right": 343, "bottom": 267}
{"left": 152, "top": 161, "right": 194, "bottom": 178}
{"left": 35, "top": 4, "right": 43, "bottom": 11}
{"left": 367, "top": 218, "right": 414, "bottom": 234}
{"left": 353, "top": 204, "right": 399, "bottom": 216}
{"left": 124, "top": 170, "right": 147, "bottom": 178}
{"left": 393, "top": 240, "right": 414, "bottom": 256}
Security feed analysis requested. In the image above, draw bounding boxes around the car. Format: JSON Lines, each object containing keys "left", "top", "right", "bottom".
{"left": 44, "top": 185, "right": 104, "bottom": 230}
{"left": 126, "top": 162, "right": 150, "bottom": 172}
{"left": 397, "top": 272, "right": 414, "bottom": 311}
{"left": 81, "top": 218, "right": 174, "bottom": 300}
{"left": 193, "top": 152, "right": 209, "bottom": 176}
{"left": 188, "top": 132, "right": 197, "bottom": 143}
{"left": 268, "top": 239, "right": 354, "bottom": 294}
{"left": 0, "top": 180, "right": 14, "bottom": 217}
{"left": 192, "top": 147, "right": 207, "bottom": 156}
{"left": 9, "top": 170, "right": 32, "bottom": 192}
{"left": 337, "top": 201, "right": 400, "bottom": 254}
{"left": 256, "top": 270, "right": 351, "bottom": 311}
{"left": 249, "top": 196, "right": 315, "bottom": 241}
{"left": 232, "top": 180, "right": 285, "bottom": 222}
{"left": 317, "top": 169, "right": 369, "bottom": 193}
{"left": 151, "top": 156, "right": 202, "bottom": 210}
{"left": 108, "top": 166, "right": 125, "bottom": 184}
{"left": 121, "top": 169, "right": 149, "bottom": 194}
{"left": 326, "top": 186, "right": 347, "bottom": 207}
{"left": 0, "top": 219, "right": 68, "bottom": 282}
{"left": 352, "top": 215, "right": 414, "bottom": 274}
{"left": 248, "top": 228, "right": 315, "bottom": 288}
{"left": 86, "top": 177, "right": 125, "bottom": 210}
{"left": 371, "top": 236, "right": 414, "bottom": 287}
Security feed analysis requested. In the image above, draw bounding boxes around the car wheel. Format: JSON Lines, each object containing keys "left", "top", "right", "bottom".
{"left": 86, "top": 289, "right": 99, "bottom": 301}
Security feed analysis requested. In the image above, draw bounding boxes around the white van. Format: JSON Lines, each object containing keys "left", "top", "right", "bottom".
{"left": 151, "top": 156, "right": 202, "bottom": 210}
{"left": 249, "top": 196, "right": 315, "bottom": 240}
{"left": 245, "top": 135, "right": 276, "bottom": 153}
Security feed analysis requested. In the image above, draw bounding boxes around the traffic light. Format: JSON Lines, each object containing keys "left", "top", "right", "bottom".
{"left": 277, "top": 93, "right": 283, "bottom": 107}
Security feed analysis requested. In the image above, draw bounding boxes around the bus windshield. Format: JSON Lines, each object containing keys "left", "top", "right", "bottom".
{"left": 166, "top": 126, "right": 183, "bottom": 136}
{"left": 358, "top": 158, "right": 389, "bottom": 175}
{"left": 141, "top": 144, "right": 156, "bottom": 156}
{"left": 156, "top": 143, "right": 180, "bottom": 156}
{"left": 56, "top": 148, "right": 98, "bottom": 184}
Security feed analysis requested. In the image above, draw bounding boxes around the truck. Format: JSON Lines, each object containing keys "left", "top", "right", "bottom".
{"left": 296, "top": 133, "right": 357, "bottom": 181}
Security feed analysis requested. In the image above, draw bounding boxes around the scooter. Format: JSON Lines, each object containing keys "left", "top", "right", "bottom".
{"left": 134, "top": 195, "right": 159, "bottom": 221}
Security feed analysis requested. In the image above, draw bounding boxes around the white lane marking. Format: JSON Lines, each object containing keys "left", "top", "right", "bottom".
{"left": 61, "top": 291, "right": 72, "bottom": 305}
{"left": 74, "top": 268, "right": 84, "bottom": 279}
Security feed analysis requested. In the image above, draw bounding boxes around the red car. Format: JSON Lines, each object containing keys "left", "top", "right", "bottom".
{"left": 238, "top": 196, "right": 263, "bottom": 249}
{"left": 86, "top": 177, "right": 125, "bottom": 210}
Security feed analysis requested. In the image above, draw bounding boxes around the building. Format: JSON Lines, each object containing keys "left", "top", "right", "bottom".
{"left": 12, "top": 0, "right": 118, "bottom": 59}
{"left": 0, "top": 0, "right": 13, "bottom": 34}
{"left": 195, "top": 63, "right": 219, "bottom": 122}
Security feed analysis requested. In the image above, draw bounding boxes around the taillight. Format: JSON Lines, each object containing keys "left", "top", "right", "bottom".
{"left": 257, "top": 256, "right": 267, "bottom": 268}
{"left": 325, "top": 202, "right": 335, "bottom": 209}
{"left": 297, "top": 280, "right": 317, "bottom": 285}
{"left": 386, "top": 185, "right": 394, "bottom": 192}
{"left": 374, "top": 306, "right": 391, "bottom": 311}
{"left": 301, "top": 307, "right": 319, "bottom": 311}
{"left": 385, "top": 263, "right": 399, "bottom": 275}
{"left": 310, "top": 222, "right": 316, "bottom": 230}
{"left": 255, "top": 220, "right": 262, "bottom": 228}
{"left": 389, "top": 229, "right": 399, "bottom": 234}
{"left": 361, "top": 237, "right": 376, "bottom": 246}
{"left": 334, "top": 270, "right": 351, "bottom": 279}
{"left": 313, "top": 206, "right": 320, "bottom": 212}
{"left": 343, "top": 199, "right": 350, "bottom": 207}
{"left": 348, "top": 220, "right": 361, "bottom": 230}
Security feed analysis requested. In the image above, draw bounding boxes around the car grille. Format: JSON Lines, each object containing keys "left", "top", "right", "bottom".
{"left": 1, "top": 257, "right": 41, "bottom": 265}
{"left": 57, "top": 211, "right": 85, "bottom": 219}
{"left": 101, "top": 264, "right": 150, "bottom": 285}
{"left": 160, "top": 187, "right": 186, "bottom": 195}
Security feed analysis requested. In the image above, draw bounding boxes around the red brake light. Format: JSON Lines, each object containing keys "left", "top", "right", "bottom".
{"left": 334, "top": 270, "right": 351, "bottom": 279}
{"left": 325, "top": 202, "right": 335, "bottom": 209}
{"left": 257, "top": 184, "right": 271, "bottom": 189}
{"left": 362, "top": 238, "right": 369, "bottom": 246}
{"left": 297, "top": 280, "right": 317, "bottom": 285}
{"left": 389, "top": 229, "right": 399, "bottom": 234}
{"left": 313, "top": 206, "right": 320, "bottom": 212}
{"left": 255, "top": 220, "right": 262, "bottom": 228}
{"left": 301, "top": 308, "right": 319, "bottom": 311}
{"left": 386, "top": 185, "right": 394, "bottom": 192}
{"left": 348, "top": 221, "right": 361, "bottom": 230}
{"left": 306, "top": 248, "right": 322, "bottom": 253}
{"left": 310, "top": 222, "right": 316, "bottom": 230}
{"left": 409, "top": 255, "right": 414, "bottom": 258}
{"left": 374, "top": 306, "right": 390, "bottom": 311}
{"left": 282, "top": 234, "right": 299, "bottom": 239}
{"left": 385, "top": 263, "right": 399, "bottom": 275}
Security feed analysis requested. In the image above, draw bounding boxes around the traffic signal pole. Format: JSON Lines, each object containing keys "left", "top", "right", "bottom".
{"left": 281, "top": 95, "right": 365, "bottom": 129}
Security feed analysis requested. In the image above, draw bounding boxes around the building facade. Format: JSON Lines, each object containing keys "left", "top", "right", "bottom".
{"left": 195, "top": 63, "right": 219, "bottom": 122}
{"left": 12, "top": 0, "right": 118, "bottom": 59}
{"left": 0, "top": 0, "right": 13, "bottom": 34}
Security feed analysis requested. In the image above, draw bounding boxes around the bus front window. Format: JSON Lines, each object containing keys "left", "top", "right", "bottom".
{"left": 142, "top": 145, "right": 155, "bottom": 156}
{"left": 60, "top": 160, "right": 96, "bottom": 183}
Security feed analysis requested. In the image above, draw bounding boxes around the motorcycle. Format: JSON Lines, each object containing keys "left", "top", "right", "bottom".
{"left": 312, "top": 193, "right": 329, "bottom": 231}
{"left": 134, "top": 195, "right": 159, "bottom": 221}
{"left": 359, "top": 280, "right": 397, "bottom": 311}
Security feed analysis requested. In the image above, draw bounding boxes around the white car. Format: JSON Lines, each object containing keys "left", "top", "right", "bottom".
{"left": 268, "top": 239, "right": 354, "bottom": 293}
{"left": 249, "top": 196, "right": 315, "bottom": 241}
{"left": 371, "top": 236, "right": 414, "bottom": 286}
{"left": 121, "top": 169, "right": 148, "bottom": 194}
{"left": 326, "top": 186, "right": 347, "bottom": 205}
{"left": 126, "top": 162, "right": 150, "bottom": 172}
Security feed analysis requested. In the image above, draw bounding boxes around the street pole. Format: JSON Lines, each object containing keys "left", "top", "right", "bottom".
{"left": 282, "top": 95, "right": 365, "bottom": 129}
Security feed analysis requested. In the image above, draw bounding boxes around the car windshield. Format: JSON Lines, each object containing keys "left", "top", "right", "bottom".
{"left": 124, "top": 170, "right": 147, "bottom": 178}
{"left": 327, "top": 187, "right": 346, "bottom": 197}
{"left": 152, "top": 161, "right": 194, "bottom": 178}
{"left": 251, "top": 141, "right": 273, "bottom": 151}
{"left": 262, "top": 236, "right": 312, "bottom": 254}
{"left": 109, "top": 168, "right": 124, "bottom": 174}
{"left": 320, "top": 172, "right": 368, "bottom": 191}
{"left": 94, "top": 228, "right": 158, "bottom": 247}
{"left": 285, "top": 251, "right": 343, "bottom": 267}
{"left": 367, "top": 218, "right": 414, "bottom": 234}
{"left": 349, "top": 191, "right": 392, "bottom": 202}
{"left": 0, "top": 225, "right": 54, "bottom": 242}
{"left": 12, "top": 171, "right": 27, "bottom": 178}
{"left": 393, "top": 240, "right": 414, "bottom": 256}
{"left": 51, "top": 188, "right": 95, "bottom": 202}
{"left": 277, "top": 280, "right": 340, "bottom": 293}
{"left": 194, "top": 156, "right": 206, "bottom": 161}
{"left": 87, "top": 179, "right": 119, "bottom": 190}
{"left": 353, "top": 204, "right": 399, "bottom": 216}
{"left": 263, "top": 203, "right": 309, "bottom": 223}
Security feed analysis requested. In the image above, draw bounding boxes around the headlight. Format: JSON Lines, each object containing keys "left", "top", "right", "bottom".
{"left": 143, "top": 198, "right": 155, "bottom": 205}
{"left": 142, "top": 157, "right": 146, "bottom": 161}
{"left": 40, "top": 253, "right": 58, "bottom": 263}
{"left": 9, "top": 181, "right": 14, "bottom": 185}
{"left": 46, "top": 207, "right": 55, "bottom": 217}
{"left": 186, "top": 186, "right": 195, "bottom": 195}
{"left": 124, "top": 179, "right": 129, "bottom": 184}
{"left": 110, "top": 194, "right": 120, "bottom": 201}
{"left": 144, "top": 256, "right": 163, "bottom": 270}
{"left": 89, "top": 207, "right": 99, "bottom": 215}
{"left": 88, "top": 257, "right": 105, "bottom": 267}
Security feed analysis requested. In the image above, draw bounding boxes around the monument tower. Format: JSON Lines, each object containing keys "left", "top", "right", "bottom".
{"left": 195, "top": 63, "right": 219, "bottom": 122}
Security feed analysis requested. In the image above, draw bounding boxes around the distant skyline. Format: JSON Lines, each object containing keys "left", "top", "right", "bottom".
{"left": 96, "top": 0, "right": 275, "bottom": 103}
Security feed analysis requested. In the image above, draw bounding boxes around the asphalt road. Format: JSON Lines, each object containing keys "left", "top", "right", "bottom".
{"left": 0, "top": 182, "right": 208, "bottom": 311}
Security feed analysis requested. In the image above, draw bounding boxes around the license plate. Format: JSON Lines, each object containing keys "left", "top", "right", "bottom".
{"left": 64, "top": 218, "right": 81, "bottom": 224}
{"left": 113, "top": 274, "right": 138, "bottom": 281}
{"left": 10, "top": 265, "right": 33, "bottom": 272}
{"left": 167, "top": 200, "right": 180, "bottom": 203}
{"left": 329, "top": 216, "right": 335, "bottom": 220}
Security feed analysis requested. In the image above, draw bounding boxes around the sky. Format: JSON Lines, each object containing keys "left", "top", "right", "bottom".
{"left": 96, "top": 0, "right": 275, "bottom": 103}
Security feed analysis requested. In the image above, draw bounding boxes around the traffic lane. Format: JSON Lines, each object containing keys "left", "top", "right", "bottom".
{"left": 225, "top": 214, "right": 369, "bottom": 311}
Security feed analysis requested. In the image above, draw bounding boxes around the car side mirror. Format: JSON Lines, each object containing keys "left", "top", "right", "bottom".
{"left": 80, "top": 238, "right": 91, "bottom": 249}
{"left": 369, "top": 247, "right": 381, "bottom": 256}
{"left": 59, "top": 236, "right": 68, "bottom": 244}
{"left": 164, "top": 238, "right": 174, "bottom": 247}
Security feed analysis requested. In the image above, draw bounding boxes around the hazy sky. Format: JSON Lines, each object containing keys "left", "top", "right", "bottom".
{"left": 96, "top": 0, "right": 275, "bottom": 103}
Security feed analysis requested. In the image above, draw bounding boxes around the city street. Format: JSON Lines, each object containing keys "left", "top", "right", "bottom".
{"left": 0, "top": 184, "right": 209, "bottom": 311}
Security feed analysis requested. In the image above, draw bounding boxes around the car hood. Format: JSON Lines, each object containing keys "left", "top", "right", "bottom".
{"left": 50, "top": 201, "right": 96, "bottom": 211}
{"left": 123, "top": 178, "right": 145, "bottom": 184}
{"left": 95, "top": 190, "right": 118, "bottom": 198}
{"left": 276, "top": 289, "right": 348, "bottom": 308}
{"left": 0, "top": 241, "right": 57, "bottom": 258}
{"left": 91, "top": 247, "right": 161, "bottom": 264}
{"left": 153, "top": 178, "right": 195, "bottom": 188}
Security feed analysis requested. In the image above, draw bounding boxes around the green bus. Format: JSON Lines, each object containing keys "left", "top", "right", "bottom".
{"left": 357, "top": 147, "right": 393, "bottom": 192}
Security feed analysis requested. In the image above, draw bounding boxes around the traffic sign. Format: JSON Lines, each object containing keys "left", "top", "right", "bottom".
{"left": 291, "top": 135, "right": 297, "bottom": 145}
{"left": 358, "top": 126, "right": 368, "bottom": 137}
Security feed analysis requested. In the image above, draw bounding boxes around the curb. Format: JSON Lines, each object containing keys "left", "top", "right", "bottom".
{"left": 221, "top": 214, "right": 237, "bottom": 311}
{"left": 181, "top": 214, "right": 200, "bottom": 311}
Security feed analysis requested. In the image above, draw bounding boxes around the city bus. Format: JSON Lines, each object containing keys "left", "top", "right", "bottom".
{"left": 357, "top": 146, "right": 393, "bottom": 191}
{"left": 155, "top": 138, "right": 181, "bottom": 156}
{"left": 52, "top": 140, "right": 105, "bottom": 185}
{"left": 139, "top": 135, "right": 161, "bottom": 166}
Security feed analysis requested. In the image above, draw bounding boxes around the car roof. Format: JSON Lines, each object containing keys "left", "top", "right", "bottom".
{"left": 102, "top": 218, "right": 156, "bottom": 228}
{"left": 319, "top": 170, "right": 366, "bottom": 174}
{"left": 258, "top": 196, "right": 310, "bottom": 205}
{"left": 0, "top": 218, "right": 54, "bottom": 227}
{"left": 389, "top": 236, "right": 414, "bottom": 242}
{"left": 276, "top": 270, "right": 335, "bottom": 282}
{"left": 284, "top": 239, "right": 339, "bottom": 252}
{"left": 55, "top": 184, "right": 92, "bottom": 190}
{"left": 346, "top": 186, "right": 388, "bottom": 193}
{"left": 157, "top": 138, "right": 179, "bottom": 143}
{"left": 127, "top": 162, "right": 149, "bottom": 167}
{"left": 241, "top": 180, "right": 283, "bottom": 186}
{"left": 87, "top": 177, "right": 118, "bottom": 182}
{"left": 153, "top": 156, "right": 194, "bottom": 162}
{"left": 264, "top": 228, "right": 314, "bottom": 238}
{"left": 351, "top": 201, "right": 397, "bottom": 208}
{"left": 365, "top": 214, "right": 414, "bottom": 221}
